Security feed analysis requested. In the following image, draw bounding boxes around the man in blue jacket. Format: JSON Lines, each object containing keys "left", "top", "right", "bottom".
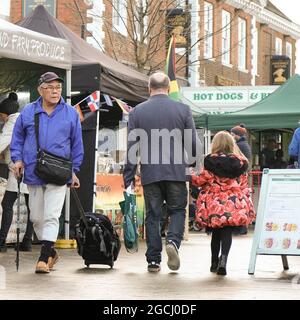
{"left": 123, "top": 72, "right": 201, "bottom": 273}
{"left": 289, "top": 128, "right": 300, "bottom": 168}
{"left": 10, "top": 72, "right": 84, "bottom": 274}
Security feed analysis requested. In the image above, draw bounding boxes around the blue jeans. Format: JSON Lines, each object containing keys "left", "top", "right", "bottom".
{"left": 143, "top": 181, "right": 187, "bottom": 263}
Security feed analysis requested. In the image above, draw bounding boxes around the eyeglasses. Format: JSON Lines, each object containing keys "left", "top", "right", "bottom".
{"left": 41, "top": 85, "right": 62, "bottom": 92}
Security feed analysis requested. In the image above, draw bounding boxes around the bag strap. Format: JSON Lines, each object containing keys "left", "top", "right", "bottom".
{"left": 71, "top": 188, "right": 88, "bottom": 228}
{"left": 34, "top": 113, "right": 40, "bottom": 151}
{"left": 34, "top": 112, "right": 71, "bottom": 159}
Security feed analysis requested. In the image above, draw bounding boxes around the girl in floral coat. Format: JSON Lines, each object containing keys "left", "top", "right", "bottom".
{"left": 191, "top": 131, "right": 255, "bottom": 276}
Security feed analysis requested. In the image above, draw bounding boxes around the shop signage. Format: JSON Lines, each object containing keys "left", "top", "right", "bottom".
{"left": 271, "top": 55, "right": 290, "bottom": 85}
{"left": 166, "top": 9, "right": 189, "bottom": 48}
{"left": 0, "top": 19, "right": 71, "bottom": 69}
{"left": 181, "top": 85, "right": 279, "bottom": 113}
{"left": 23, "top": 0, "right": 56, "bottom": 17}
{"left": 249, "top": 169, "right": 300, "bottom": 275}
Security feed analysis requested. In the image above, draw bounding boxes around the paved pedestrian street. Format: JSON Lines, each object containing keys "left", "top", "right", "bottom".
{"left": 0, "top": 229, "right": 300, "bottom": 300}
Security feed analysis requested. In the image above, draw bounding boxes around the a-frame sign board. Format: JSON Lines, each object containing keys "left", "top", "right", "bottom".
{"left": 249, "top": 169, "right": 300, "bottom": 274}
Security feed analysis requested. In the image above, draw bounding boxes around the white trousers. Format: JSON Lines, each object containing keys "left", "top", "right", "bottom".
{"left": 28, "top": 184, "right": 67, "bottom": 242}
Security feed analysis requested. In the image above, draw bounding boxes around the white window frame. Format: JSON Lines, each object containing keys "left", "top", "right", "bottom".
{"left": 112, "top": 0, "right": 127, "bottom": 36}
{"left": 204, "top": 2, "right": 213, "bottom": 59}
{"left": 286, "top": 42, "right": 293, "bottom": 75}
{"left": 222, "top": 10, "right": 231, "bottom": 65}
{"left": 275, "top": 37, "right": 282, "bottom": 55}
{"left": 238, "top": 17, "right": 247, "bottom": 70}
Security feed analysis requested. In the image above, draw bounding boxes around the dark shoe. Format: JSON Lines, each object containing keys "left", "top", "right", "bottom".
{"left": 210, "top": 258, "right": 219, "bottom": 273}
{"left": 147, "top": 262, "right": 161, "bottom": 272}
{"left": 16, "top": 240, "right": 32, "bottom": 252}
{"left": 0, "top": 240, "right": 7, "bottom": 253}
{"left": 217, "top": 254, "right": 228, "bottom": 276}
{"left": 166, "top": 240, "right": 180, "bottom": 271}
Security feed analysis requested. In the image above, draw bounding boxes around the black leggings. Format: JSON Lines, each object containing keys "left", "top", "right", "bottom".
{"left": 211, "top": 227, "right": 233, "bottom": 261}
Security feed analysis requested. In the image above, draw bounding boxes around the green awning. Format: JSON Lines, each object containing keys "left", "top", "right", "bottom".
{"left": 194, "top": 74, "right": 300, "bottom": 130}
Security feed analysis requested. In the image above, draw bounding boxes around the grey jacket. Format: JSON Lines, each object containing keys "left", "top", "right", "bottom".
{"left": 123, "top": 94, "right": 201, "bottom": 187}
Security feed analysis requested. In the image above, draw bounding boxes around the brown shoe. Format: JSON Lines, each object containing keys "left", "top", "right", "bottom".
{"left": 35, "top": 261, "right": 50, "bottom": 274}
{"left": 48, "top": 251, "right": 59, "bottom": 270}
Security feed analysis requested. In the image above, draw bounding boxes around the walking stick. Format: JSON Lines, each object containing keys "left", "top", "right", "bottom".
{"left": 15, "top": 176, "right": 22, "bottom": 271}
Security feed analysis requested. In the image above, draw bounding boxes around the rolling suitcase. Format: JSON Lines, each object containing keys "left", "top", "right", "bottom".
{"left": 72, "top": 189, "right": 121, "bottom": 268}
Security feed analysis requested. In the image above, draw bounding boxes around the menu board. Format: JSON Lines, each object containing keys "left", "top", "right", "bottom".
{"left": 249, "top": 169, "right": 300, "bottom": 274}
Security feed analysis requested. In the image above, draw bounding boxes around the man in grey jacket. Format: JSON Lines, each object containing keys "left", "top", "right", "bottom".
{"left": 123, "top": 72, "right": 201, "bottom": 272}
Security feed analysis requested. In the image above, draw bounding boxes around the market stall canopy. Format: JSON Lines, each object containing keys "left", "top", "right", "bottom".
{"left": 0, "top": 17, "right": 71, "bottom": 69}
{"left": 194, "top": 74, "right": 300, "bottom": 130}
{"left": 0, "top": 17, "right": 71, "bottom": 93}
{"left": 18, "top": 5, "right": 149, "bottom": 102}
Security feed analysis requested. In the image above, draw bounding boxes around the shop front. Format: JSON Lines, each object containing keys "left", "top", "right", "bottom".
{"left": 193, "top": 75, "right": 300, "bottom": 210}
{"left": 193, "top": 75, "right": 300, "bottom": 168}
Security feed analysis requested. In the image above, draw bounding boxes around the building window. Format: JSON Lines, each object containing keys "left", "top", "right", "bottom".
{"left": 135, "top": 0, "right": 148, "bottom": 42}
{"left": 275, "top": 37, "right": 282, "bottom": 55}
{"left": 222, "top": 10, "right": 231, "bottom": 65}
{"left": 238, "top": 18, "right": 247, "bottom": 70}
{"left": 286, "top": 42, "right": 293, "bottom": 74}
{"left": 112, "top": 0, "right": 127, "bottom": 36}
{"left": 204, "top": 2, "right": 213, "bottom": 59}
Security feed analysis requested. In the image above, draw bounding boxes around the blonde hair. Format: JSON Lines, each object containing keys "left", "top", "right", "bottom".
{"left": 211, "top": 131, "right": 247, "bottom": 161}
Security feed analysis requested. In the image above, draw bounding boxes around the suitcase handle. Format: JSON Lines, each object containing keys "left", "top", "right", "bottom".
{"left": 70, "top": 188, "right": 89, "bottom": 228}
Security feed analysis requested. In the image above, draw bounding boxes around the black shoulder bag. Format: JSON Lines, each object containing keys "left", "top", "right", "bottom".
{"left": 34, "top": 113, "right": 73, "bottom": 186}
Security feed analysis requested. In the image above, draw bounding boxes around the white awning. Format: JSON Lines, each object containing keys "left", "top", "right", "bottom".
{"left": 0, "top": 18, "right": 71, "bottom": 70}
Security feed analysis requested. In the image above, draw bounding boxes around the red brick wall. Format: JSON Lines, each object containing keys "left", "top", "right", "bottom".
{"left": 10, "top": 0, "right": 22, "bottom": 22}
{"left": 198, "top": 0, "right": 252, "bottom": 86}
{"left": 10, "top": 0, "right": 91, "bottom": 38}
{"left": 9, "top": 0, "right": 297, "bottom": 83}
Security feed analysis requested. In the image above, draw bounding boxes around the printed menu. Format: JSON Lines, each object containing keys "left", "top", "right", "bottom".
{"left": 258, "top": 177, "right": 300, "bottom": 252}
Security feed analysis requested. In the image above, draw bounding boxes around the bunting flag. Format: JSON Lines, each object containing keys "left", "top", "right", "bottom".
{"left": 103, "top": 94, "right": 113, "bottom": 106}
{"left": 114, "top": 98, "right": 132, "bottom": 115}
{"left": 87, "top": 91, "right": 100, "bottom": 112}
{"left": 74, "top": 90, "right": 100, "bottom": 122}
{"left": 165, "top": 36, "right": 180, "bottom": 101}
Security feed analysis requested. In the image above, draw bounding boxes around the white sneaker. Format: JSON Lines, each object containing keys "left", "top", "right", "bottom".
{"left": 166, "top": 241, "right": 180, "bottom": 271}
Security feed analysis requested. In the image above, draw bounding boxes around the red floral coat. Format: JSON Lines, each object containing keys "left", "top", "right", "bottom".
{"left": 191, "top": 153, "right": 256, "bottom": 228}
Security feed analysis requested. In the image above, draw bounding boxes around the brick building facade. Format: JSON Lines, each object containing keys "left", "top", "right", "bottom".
{"left": 189, "top": 0, "right": 300, "bottom": 87}
{"left": 8, "top": 0, "right": 300, "bottom": 87}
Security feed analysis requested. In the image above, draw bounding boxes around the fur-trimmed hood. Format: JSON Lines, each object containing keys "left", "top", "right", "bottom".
{"left": 204, "top": 153, "right": 248, "bottom": 179}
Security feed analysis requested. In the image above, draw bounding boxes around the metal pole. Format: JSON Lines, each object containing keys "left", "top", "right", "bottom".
{"left": 64, "top": 69, "right": 72, "bottom": 240}
{"left": 92, "top": 103, "right": 100, "bottom": 212}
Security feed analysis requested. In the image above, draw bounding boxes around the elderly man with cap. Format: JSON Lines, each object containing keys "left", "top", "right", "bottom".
{"left": 0, "top": 92, "right": 34, "bottom": 252}
{"left": 10, "top": 72, "right": 84, "bottom": 273}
